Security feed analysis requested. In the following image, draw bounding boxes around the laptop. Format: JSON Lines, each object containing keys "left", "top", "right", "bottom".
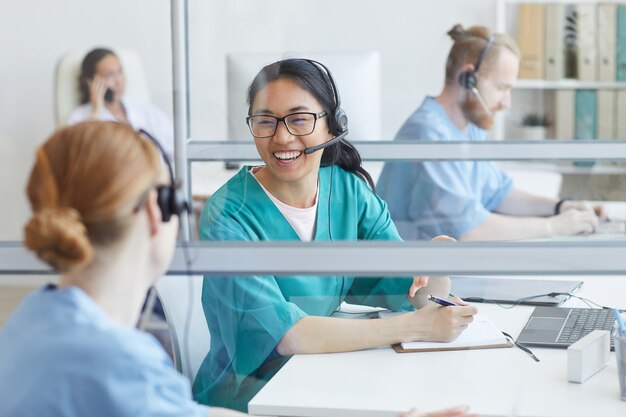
{"left": 517, "top": 306, "right": 617, "bottom": 349}
{"left": 451, "top": 276, "right": 584, "bottom": 306}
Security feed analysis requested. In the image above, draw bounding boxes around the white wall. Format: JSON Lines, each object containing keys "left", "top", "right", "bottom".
{"left": 187, "top": 0, "right": 496, "bottom": 140}
{"left": 0, "top": 0, "right": 496, "bottom": 240}
{"left": 0, "top": 0, "right": 172, "bottom": 239}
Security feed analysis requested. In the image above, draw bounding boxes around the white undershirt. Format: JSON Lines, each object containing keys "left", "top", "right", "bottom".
{"left": 250, "top": 169, "right": 318, "bottom": 242}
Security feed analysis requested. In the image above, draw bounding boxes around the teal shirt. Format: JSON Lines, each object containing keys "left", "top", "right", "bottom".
{"left": 193, "top": 166, "right": 413, "bottom": 411}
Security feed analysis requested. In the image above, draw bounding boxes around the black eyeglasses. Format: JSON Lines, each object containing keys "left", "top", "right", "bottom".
{"left": 246, "top": 111, "right": 327, "bottom": 138}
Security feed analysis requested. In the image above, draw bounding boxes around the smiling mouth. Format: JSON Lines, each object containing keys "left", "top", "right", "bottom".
{"left": 273, "top": 151, "right": 302, "bottom": 162}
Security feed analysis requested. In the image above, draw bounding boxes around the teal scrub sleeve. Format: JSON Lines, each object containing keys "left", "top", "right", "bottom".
{"left": 201, "top": 274, "right": 307, "bottom": 381}
{"left": 347, "top": 179, "right": 414, "bottom": 311}
{"left": 198, "top": 211, "right": 308, "bottom": 387}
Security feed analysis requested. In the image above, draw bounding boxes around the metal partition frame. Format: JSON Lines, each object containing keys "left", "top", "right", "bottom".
{"left": 186, "top": 140, "right": 626, "bottom": 162}
{"left": 4, "top": 241, "right": 626, "bottom": 276}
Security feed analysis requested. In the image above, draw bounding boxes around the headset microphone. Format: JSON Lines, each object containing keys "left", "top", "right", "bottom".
{"left": 302, "top": 129, "right": 349, "bottom": 154}
{"left": 470, "top": 86, "right": 494, "bottom": 118}
{"left": 458, "top": 34, "right": 495, "bottom": 118}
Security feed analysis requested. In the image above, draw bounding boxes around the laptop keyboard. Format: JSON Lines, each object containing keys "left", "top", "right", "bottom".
{"left": 556, "top": 308, "right": 615, "bottom": 345}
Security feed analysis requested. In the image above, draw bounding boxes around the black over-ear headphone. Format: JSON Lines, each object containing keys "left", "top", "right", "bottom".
{"left": 458, "top": 35, "right": 494, "bottom": 90}
{"left": 302, "top": 59, "right": 349, "bottom": 155}
{"left": 138, "top": 129, "right": 190, "bottom": 222}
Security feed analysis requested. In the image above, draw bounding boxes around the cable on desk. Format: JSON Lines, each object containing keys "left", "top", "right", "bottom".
{"left": 462, "top": 292, "right": 610, "bottom": 310}
{"left": 502, "top": 331, "right": 540, "bottom": 362}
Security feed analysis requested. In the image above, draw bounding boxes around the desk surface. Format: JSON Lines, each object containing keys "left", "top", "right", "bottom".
{"left": 249, "top": 276, "right": 626, "bottom": 417}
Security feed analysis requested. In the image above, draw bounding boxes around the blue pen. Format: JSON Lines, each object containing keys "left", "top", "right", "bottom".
{"left": 427, "top": 294, "right": 459, "bottom": 307}
{"left": 613, "top": 308, "right": 626, "bottom": 336}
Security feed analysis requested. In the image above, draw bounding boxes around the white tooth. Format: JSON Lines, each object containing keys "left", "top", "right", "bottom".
{"left": 274, "top": 151, "right": 301, "bottom": 160}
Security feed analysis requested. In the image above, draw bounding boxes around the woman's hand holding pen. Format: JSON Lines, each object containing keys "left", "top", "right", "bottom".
{"left": 407, "top": 299, "right": 477, "bottom": 342}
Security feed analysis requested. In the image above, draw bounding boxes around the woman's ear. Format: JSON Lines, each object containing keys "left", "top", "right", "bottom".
{"left": 143, "top": 189, "right": 161, "bottom": 237}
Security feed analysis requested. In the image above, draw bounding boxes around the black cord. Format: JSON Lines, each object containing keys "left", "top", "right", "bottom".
{"left": 502, "top": 331, "right": 540, "bottom": 362}
{"left": 462, "top": 292, "right": 609, "bottom": 310}
{"left": 547, "top": 292, "right": 609, "bottom": 309}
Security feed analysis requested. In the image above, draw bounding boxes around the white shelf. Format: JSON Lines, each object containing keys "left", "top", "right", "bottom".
{"left": 515, "top": 79, "right": 626, "bottom": 90}
{"left": 501, "top": 0, "right": 626, "bottom": 4}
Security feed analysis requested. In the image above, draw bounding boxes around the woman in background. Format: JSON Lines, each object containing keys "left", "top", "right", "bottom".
{"left": 67, "top": 48, "right": 173, "bottom": 156}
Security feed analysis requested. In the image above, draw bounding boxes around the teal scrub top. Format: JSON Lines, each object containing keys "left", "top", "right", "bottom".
{"left": 193, "top": 166, "right": 413, "bottom": 411}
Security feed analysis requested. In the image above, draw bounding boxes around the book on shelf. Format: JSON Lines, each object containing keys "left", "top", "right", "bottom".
{"left": 617, "top": 91, "right": 626, "bottom": 138}
{"left": 576, "top": 4, "right": 597, "bottom": 82}
{"left": 545, "top": 4, "right": 565, "bottom": 80}
{"left": 518, "top": 3, "right": 545, "bottom": 79}
{"left": 597, "top": 90, "right": 616, "bottom": 139}
{"left": 554, "top": 90, "right": 575, "bottom": 140}
{"left": 574, "top": 90, "right": 597, "bottom": 165}
{"left": 575, "top": 90, "right": 597, "bottom": 140}
{"left": 598, "top": 4, "right": 617, "bottom": 82}
{"left": 617, "top": 5, "right": 626, "bottom": 82}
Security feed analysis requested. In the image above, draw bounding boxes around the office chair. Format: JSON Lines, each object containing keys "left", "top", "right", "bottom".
{"left": 53, "top": 48, "right": 150, "bottom": 127}
{"left": 154, "top": 275, "right": 211, "bottom": 382}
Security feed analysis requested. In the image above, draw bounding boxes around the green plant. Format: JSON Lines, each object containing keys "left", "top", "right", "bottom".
{"left": 564, "top": 5, "right": 578, "bottom": 79}
{"left": 521, "top": 113, "right": 551, "bottom": 127}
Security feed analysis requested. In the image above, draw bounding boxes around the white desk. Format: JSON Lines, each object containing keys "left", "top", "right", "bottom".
{"left": 249, "top": 276, "right": 626, "bottom": 417}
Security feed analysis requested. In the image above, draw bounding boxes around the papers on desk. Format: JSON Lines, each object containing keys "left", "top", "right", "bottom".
{"left": 394, "top": 315, "right": 512, "bottom": 353}
{"left": 331, "top": 302, "right": 389, "bottom": 319}
{"left": 595, "top": 220, "right": 626, "bottom": 235}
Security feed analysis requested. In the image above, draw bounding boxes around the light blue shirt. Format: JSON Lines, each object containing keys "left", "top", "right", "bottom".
{"left": 0, "top": 285, "right": 210, "bottom": 417}
{"left": 194, "top": 166, "right": 414, "bottom": 412}
{"left": 377, "top": 96, "right": 513, "bottom": 240}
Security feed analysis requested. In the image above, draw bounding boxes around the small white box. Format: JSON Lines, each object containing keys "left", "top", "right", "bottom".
{"left": 567, "top": 330, "right": 611, "bottom": 383}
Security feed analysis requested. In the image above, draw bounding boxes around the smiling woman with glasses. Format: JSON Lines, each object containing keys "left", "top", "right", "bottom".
{"left": 194, "top": 58, "right": 477, "bottom": 416}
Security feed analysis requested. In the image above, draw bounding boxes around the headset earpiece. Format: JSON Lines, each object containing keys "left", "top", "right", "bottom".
{"left": 156, "top": 184, "right": 189, "bottom": 223}
{"left": 156, "top": 186, "right": 173, "bottom": 222}
{"left": 305, "top": 59, "right": 349, "bottom": 138}
{"left": 458, "top": 35, "right": 494, "bottom": 91}
{"left": 138, "top": 129, "right": 190, "bottom": 223}
{"left": 458, "top": 70, "right": 477, "bottom": 90}
{"left": 334, "top": 108, "right": 349, "bottom": 135}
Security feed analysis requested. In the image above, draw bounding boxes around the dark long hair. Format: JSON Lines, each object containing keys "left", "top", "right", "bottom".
{"left": 246, "top": 58, "right": 375, "bottom": 190}
{"left": 79, "top": 48, "right": 115, "bottom": 104}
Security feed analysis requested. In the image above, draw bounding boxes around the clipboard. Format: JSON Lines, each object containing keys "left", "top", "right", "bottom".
{"left": 393, "top": 339, "right": 513, "bottom": 353}
{"left": 392, "top": 315, "right": 514, "bottom": 353}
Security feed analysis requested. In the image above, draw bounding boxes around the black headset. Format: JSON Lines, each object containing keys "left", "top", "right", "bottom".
{"left": 458, "top": 35, "right": 494, "bottom": 90}
{"left": 138, "top": 129, "right": 190, "bottom": 222}
{"left": 302, "top": 59, "right": 349, "bottom": 155}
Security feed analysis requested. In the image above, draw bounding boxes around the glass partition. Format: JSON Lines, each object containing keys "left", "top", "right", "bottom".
{"left": 4, "top": 1, "right": 626, "bottom": 415}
